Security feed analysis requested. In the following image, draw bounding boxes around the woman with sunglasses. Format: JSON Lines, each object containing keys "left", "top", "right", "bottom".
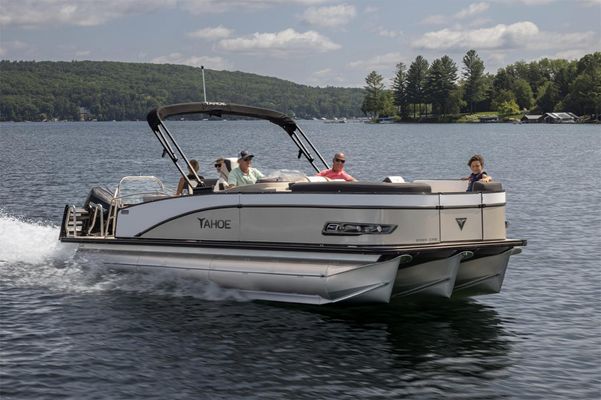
{"left": 316, "top": 152, "right": 357, "bottom": 182}
{"left": 213, "top": 157, "right": 232, "bottom": 191}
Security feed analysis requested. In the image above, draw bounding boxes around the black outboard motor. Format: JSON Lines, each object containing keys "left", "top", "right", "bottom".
{"left": 82, "top": 187, "right": 113, "bottom": 234}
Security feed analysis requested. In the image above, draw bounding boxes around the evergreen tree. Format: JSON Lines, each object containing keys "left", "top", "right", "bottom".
{"left": 361, "top": 70, "right": 385, "bottom": 119}
{"left": 426, "top": 55, "right": 458, "bottom": 116}
{"left": 462, "top": 49, "right": 486, "bottom": 113}
{"left": 406, "top": 55, "right": 429, "bottom": 118}
{"left": 392, "top": 62, "right": 408, "bottom": 118}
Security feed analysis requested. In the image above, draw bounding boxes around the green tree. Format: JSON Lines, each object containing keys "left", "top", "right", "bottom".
{"left": 462, "top": 49, "right": 486, "bottom": 113}
{"left": 406, "top": 55, "right": 429, "bottom": 118}
{"left": 380, "top": 90, "right": 397, "bottom": 117}
{"left": 491, "top": 89, "right": 516, "bottom": 111}
{"left": 498, "top": 99, "right": 520, "bottom": 116}
{"left": 361, "top": 70, "right": 385, "bottom": 119}
{"left": 426, "top": 55, "right": 458, "bottom": 116}
{"left": 535, "top": 81, "right": 560, "bottom": 113}
{"left": 392, "top": 62, "right": 408, "bottom": 118}
{"left": 513, "top": 78, "right": 534, "bottom": 110}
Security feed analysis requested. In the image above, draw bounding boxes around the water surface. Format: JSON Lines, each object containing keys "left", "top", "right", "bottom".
{"left": 1, "top": 121, "right": 600, "bottom": 399}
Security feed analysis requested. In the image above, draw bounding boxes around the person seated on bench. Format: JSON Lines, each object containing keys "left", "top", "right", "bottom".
{"left": 213, "top": 157, "right": 233, "bottom": 191}
{"left": 316, "top": 152, "right": 357, "bottom": 182}
{"left": 462, "top": 154, "right": 492, "bottom": 192}
{"left": 176, "top": 159, "right": 204, "bottom": 195}
{"left": 228, "top": 151, "right": 265, "bottom": 187}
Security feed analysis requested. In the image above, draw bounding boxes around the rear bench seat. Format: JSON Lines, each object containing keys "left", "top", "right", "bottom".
{"left": 289, "top": 181, "right": 431, "bottom": 193}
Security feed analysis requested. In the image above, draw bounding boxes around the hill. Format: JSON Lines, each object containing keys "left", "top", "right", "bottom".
{"left": 0, "top": 60, "right": 365, "bottom": 121}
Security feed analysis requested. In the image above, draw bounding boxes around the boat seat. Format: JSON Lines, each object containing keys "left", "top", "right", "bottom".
{"left": 142, "top": 194, "right": 169, "bottom": 202}
{"left": 225, "top": 182, "right": 292, "bottom": 193}
{"left": 289, "top": 181, "right": 431, "bottom": 193}
{"left": 413, "top": 179, "right": 468, "bottom": 193}
{"left": 472, "top": 181, "right": 503, "bottom": 192}
{"left": 203, "top": 178, "right": 218, "bottom": 186}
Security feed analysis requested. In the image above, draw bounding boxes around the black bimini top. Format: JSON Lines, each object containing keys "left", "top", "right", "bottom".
{"left": 147, "top": 102, "right": 299, "bottom": 134}
{"left": 145, "top": 102, "right": 329, "bottom": 187}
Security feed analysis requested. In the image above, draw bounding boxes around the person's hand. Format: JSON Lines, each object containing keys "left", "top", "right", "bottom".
{"left": 460, "top": 176, "right": 469, "bottom": 180}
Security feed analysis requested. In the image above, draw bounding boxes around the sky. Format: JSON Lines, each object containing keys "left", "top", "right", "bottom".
{"left": 1, "top": 0, "right": 600, "bottom": 87}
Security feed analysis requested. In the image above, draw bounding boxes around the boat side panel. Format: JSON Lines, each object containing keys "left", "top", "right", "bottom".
{"left": 239, "top": 207, "right": 440, "bottom": 245}
{"left": 142, "top": 208, "right": 240, "bottom": 241}
{"left": 440, "top": 208, "right": 483, "bottom": 241}
{"left": 115, "top": 194, "right": 239, "bottom": 238}
{"left": 483, "top": 206, "right": 506, "bottom": 240}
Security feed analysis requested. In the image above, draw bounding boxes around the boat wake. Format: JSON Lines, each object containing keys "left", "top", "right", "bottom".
{"left": 0, "top": 212, "right": 248, "bottom": 302}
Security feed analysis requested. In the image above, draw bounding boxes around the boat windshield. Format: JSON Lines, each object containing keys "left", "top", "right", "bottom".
{"left": 114, "top": 176, "right": 168, "bottom": 205}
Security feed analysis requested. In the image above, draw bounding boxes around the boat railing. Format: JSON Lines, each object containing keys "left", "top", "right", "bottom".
{"left": 87, "top": 202, "right": 105, "bottom": 236}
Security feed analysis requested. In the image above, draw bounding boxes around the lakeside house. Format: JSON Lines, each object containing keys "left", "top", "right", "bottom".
{"left": 521, "top": 112, "right": 579, "bottom": 124}
{"left": 479, "top": 115, "right": 499, "bottom": 123}
{"left": 521, "top": 114, "right": 543, "bottom": 123}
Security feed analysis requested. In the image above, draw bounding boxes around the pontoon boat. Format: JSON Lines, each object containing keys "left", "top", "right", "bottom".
{"left": 59, "top": 102, "right": 526, "bottom": 305}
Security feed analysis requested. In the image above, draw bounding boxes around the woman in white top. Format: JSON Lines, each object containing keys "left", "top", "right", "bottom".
{"left": 213, "top": 157, "right": 233, "bottom": 191}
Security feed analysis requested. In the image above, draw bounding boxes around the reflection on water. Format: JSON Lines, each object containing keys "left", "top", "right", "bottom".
{"left": 281, "top": 299, "right": 510, "bottom": 366}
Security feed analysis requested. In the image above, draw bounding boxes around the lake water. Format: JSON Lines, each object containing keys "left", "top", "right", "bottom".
{"left": 1, "top": 120, "right": 600, "bottom": 399}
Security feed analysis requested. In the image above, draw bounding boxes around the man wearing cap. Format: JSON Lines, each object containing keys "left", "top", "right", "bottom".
{"left": 228, "top": 150, "right": 265, "bottom": 187}
{"left": 316, "top": 152, "right": 357, "bottom": 181}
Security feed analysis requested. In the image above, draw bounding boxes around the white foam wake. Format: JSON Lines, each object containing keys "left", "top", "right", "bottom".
{"left": 0, "top": 212, "right": 77, "bottom": 266}
{"left": 0, "top": 212, "right": 247, "bottom": 302}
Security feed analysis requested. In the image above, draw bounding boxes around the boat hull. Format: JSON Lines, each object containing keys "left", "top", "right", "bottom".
{"left": 72, "top": 240, "right": 506, "bottom": 305}
{"left": 452, "top": 248, "right": 521, "bottom": 297}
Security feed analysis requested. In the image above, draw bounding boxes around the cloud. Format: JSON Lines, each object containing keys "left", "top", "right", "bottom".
{"left": 578, "top": 0, "right": 601, "bottom": 5}
{"left": 454, "top": 2, "right": 490, "bottom": 18}
{"left": 0, "top": 0, "right": 328, "bottom": 27}
{"left": 217, "top": 28, "right": 340, "bottom": 55}
{"left": 348, "top": 52, "right": 403, "bottom": 71}
{"left": 188, "top": 25, "right": 233, "bottom": 40}
{"left": 552, "top": 49, "right": 593, "bottom": 60}
{"left": 301, "top": 4, "right": 356, "bottom": 28}
{"left": 0, "top": 0, "right": 173, "bottom": 27}
{"left": 377, "top": 28, "right": 403, "bottom": 38}
{"left": 171, "top": 0, "right": 330, "bottom": 14}
{"left": 151, "top": 53, "right": 232, "bottom": 70}
{"left": 413, "top": 21, "right": 596, "bottom": 51}
{"left": 421, "top": 2, "right": 490, "bottom": 25}
{"left": 500, "top": 0, "right": 599, "bottom": 5}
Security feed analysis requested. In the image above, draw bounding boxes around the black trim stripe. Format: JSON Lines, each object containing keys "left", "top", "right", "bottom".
{"left": 62, "top": 236, "right": 526, "bottom": 256}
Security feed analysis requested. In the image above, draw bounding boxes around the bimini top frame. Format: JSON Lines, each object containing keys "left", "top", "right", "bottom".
{"left": 146, "top": 102, "right": 330, "bottom": 189}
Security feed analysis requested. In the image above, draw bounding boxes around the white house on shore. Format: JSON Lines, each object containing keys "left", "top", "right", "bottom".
{"left": 521, "top": 112, "right": 579, "bottom": 123}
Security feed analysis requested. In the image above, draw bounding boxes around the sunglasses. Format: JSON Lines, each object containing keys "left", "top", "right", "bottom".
{"left": 334, "top": 158, "right": 345, "bottom": 163}
{"left": 214, "top": 163, "right": 222, "bottom": 168}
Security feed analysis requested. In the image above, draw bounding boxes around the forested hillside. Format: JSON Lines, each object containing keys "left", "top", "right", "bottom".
{"left": 0, "top": 61, "right": 365, "bottom": 121}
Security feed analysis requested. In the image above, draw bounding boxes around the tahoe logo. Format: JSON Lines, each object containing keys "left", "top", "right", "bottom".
{"left": 455, "top": 217, "right": 467, "bottom": 231}
{"left": 198, "top": 217, "right": 231, "bottom": 229}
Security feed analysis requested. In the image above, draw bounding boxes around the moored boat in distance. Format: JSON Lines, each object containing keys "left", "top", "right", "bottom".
{"left": 59, "top": 102, "right": 526, "bottom": 305}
